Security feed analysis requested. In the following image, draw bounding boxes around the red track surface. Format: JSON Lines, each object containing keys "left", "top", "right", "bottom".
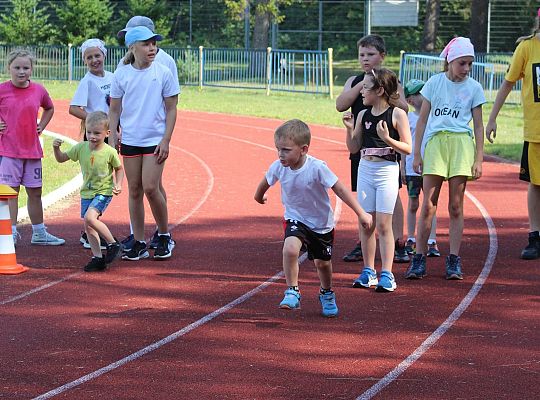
{"left": 1, "top": 100, "right": 538, "bottom": 399}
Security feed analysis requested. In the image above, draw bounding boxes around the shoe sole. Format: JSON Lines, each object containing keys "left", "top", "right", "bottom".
{"left": 122, "top": 251, "right": 150, "bottom": 261}
{"left": 427, "top": 252, "right": 441, "bottom": 257}
{"left": 31, "top": 241, "right": 65, "bottom": 246}
{"left": 375, "top": 285, "right": 396, "bottom": 292}
{"left": 83, "top": 242, "right": 107, "bottom": 250}
{"left": 279, "top": 304, "right": 300, "bottom": 310}
{"left": 446, "top": 274, "right": 464, "bottom": 280}
{"left": 352, "top": 280, "right": 378, "bottom": 288}
{"left": 321, "top": 311, "right": 338, "bottom": 318}
{"left": 520, "top": 253, "right": 540, "bottom": 260}
{"left": 154, "top": 252, "right": 172, "bottom": 260}
{"left": 405, "top": 273, "right": 426, "bottom": 279}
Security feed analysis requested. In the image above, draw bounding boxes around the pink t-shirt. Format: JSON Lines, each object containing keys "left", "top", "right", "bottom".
{"left": 0, "top": 81, "right": 53, "bottom": 159}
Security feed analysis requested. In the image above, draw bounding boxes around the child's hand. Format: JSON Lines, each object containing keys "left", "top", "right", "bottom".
{"left": 112, "top": 185, "right": 122, "bottom": 195}
{"left": 254, "top": 194, "right": 267, "bottom": 204}
{"left": 472, "top": 160, "right": 482, "bottom": 180}
{"left": 342, "top": 111, "right": 354, "bottom": 129}
{"left": 376, "top": 120, "right": 390, "bottom": 142}
{"left": 360, "top": 211, "right": 373, "bottom": 230}
{"left": 52, "top": 139, "right": 63, "bottom": 148}
{"left": 485, "top": 120, "right": 496, "bottom": 143}
{"left": 413, "top": 153, "right": 423, "bottom": 175}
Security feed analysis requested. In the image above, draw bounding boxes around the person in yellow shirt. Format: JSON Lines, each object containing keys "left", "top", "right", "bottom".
{"left": 486, "top": 8, "right": 540, "bottom": 260}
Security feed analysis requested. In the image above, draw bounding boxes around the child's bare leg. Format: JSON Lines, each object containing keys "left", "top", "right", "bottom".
{"left": 416, "top": 175, "right": 443, "bottom": 254}
{"left": 282, "top": 236, "right": 302, "bottom": 287}
{"left": 142, "top": 157, "right": 168, "bottom": 234}
{"left": 7, "top": 186, "right": 20, "bottom": 226}
{"left": 447, "top": 176, "right": 467, "bottom": 255}
{"left": 377, "top": 212, "right": 394, "bottom": 272}
{"left": 392, "top": 192, "right": 404, "bottom": 242}
{"left": 26, "top": 186, "right": 44, "bottom": 225}
{"left": 124, "top": 157, "right": 145, "bottom": 241}
{"left": 360, "top": 213, "right": 377, "bottom": 268}
{"left": 528, "top": 183, "right": 540, "bottom": 231}
{"left": 314, "top": 259, "right": 332, "bottom": 290}
{"left": 407, "top": 196, "right": 420, "bottom": 239}
{"left": 85, "top": 208, "right": 114, "bottom": 246}
{"left": 85, "top": 225, "right": 103, "bottom": 258}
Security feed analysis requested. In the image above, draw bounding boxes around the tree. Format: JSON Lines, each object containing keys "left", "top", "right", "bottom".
{"left": 0, "top": 0, "right": 54, "bottom": 45}
{"left": 53, "top": 0, "right": 113, "bottom": 45}
{"left": 470, "top": 0, "right": 489, "bottom": 52}
{"left": 117, "top": 0, "right": 174, "bottom": 44}
{"left": 422, "top": 0, "right": 440, "bottom": 52}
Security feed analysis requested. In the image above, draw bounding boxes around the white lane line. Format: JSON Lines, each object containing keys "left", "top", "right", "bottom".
{"left": 2, "top": 145, "right": 213, "bottom": 307}
{"left": 33, "top": 131, "right": 344, "bottom": 400}
{"left": 356, "top": 190, "right": 498, "bottom": 400}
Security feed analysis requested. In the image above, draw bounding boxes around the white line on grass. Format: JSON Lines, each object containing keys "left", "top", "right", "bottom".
{"left": 356, "top": 190, "right": 498, "bottom": 400}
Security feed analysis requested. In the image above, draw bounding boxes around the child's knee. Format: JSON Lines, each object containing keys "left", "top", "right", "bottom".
{"left": 282, "top": 237, "right": 301, "bottom": 258}
{"left": 315, "top": 259, "right": 332, "bottom": 270}
{"left": 448, "top": 202, "right": 463, "bottom": 218}
{"left": 409, "top": 198, "right": 419, "bottom": 213}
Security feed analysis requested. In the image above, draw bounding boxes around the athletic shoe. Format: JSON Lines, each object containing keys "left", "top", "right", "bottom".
{"left": 394, "top": 240, "right": 410, "bottom": 263}
{"left": 84, "top": 257, "right": 106, "bottom": 272}
{"left": 153, "top": 235, "right": 175, "bottom": 260}
{"left": 104, "top": 241, "right": 122, "bottom": 264}
{"left": 120, "top": 234, "right": 135, "bottom": 252}
{"left": 343, "top": 243, "right": 362, "bottom": 262}
{"left": 80, "top": 231, "right": 107, "bottom": 250}
{"left": 404, "top": 239, "right": 416, "bottom": 255}
{"left": 12, "top": 231, "right": 21, "bottom": 247}
{"left": 122, "top": 240, "right": 149, "bottom": 261}
{"left": 520, "top": 231, "right": 540, "bottom": 260}
{"left": 148, "top": 230, "right": 160, "bottom": 249}
{"left": 375, "top": 271, "right": 397, "bottom": 292}
{"left": 319, "top": 291, "right": 339, "bottom": 317}
{"left": 352, "top": 267, "right": 378, "bottom": 288}
{"left": 426, "top": 242, "right": 441, "bottom": 257}
{"left": 31, "top": 230, "right": 65, "bottom": 246}
{"left": 445, "top": 254, "right": 463, "bottom": 280}
{"left": 405, "top": 254, "right": 426, "bottom": 279}
{"left": 279, "top": 289, "right": 301, "bottom": 309}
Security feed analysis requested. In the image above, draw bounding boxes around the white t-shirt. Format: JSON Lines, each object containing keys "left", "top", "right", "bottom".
{"left": 70, "top": 71, "right": 113, "bottom": 113}
{"left": 117, "top": 49, "right": 179, "bottom": 84}
{"left": 110, "top": 62, "right": 180, "bottom": 147}
{"left": 405, "top": 111, "right": 420, "bottom": 176}
{"left": 265, "top": 155, "right": 338, "bottom": 234}
{"left": 420, "top": 72, "right": 486, "bottom": 144}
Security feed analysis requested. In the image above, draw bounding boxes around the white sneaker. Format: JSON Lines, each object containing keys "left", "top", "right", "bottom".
{"left": 31, "top": 230, "right": 65, "bottom": 246}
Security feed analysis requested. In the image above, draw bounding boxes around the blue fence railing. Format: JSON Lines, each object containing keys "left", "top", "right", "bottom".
{"left": 0, "top": 44, "right": 333, "bottom": 97}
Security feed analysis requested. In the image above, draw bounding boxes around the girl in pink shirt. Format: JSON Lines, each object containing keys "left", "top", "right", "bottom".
{"left": 0, "top": 49, "right": 64, "bottom": 246}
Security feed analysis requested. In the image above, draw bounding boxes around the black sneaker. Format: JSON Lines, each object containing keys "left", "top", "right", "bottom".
{"left": 520, "top": 231, "right": 540, "bottom": 260}
{"left": 148, "top": 230, "right": 160, "bottom": 249}
{"left": 154, "top": 235, "right": 175, "bottom": 260}
{"left": 104, "top": 241, "right": 122, "bottom": 264}
{"left": 394, "top": 240, "right": 410, "bottom": 263}
{"left": 343, "top": 243, "right": 362, "bottom": 262}
{"left": 120, "top": 234, "right": 135, "bottom": 252}
{"left": 84, "top": 257, "right": 106, "bottom": 272}
{"left": 81, "top": 231, "right": 107, "bottom": 250}
{"left": 405, "top": 253, "right": 427, "bottom": 279}
{"left": 445, "top": 254, "right": 463, "bottom": 280}
{"left": 122, "top": 240, "right": 149, "bottom": 261}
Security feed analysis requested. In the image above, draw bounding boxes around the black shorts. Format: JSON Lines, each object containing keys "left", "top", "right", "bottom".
{"left": 283, "top": 219, "right": 334, "bottom": 261}
{"left": 405, "top": 175, "right": 423, "bottom": 198}
{"left": 120, "top": 143, "right": 157, "bottom": 157}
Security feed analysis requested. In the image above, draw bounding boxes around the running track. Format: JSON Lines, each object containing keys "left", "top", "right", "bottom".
{"left": 0, "top": 101, "right": 538, "bottom": 399}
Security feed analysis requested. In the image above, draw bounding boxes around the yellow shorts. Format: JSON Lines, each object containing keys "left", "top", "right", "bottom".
{"left": 423, "top": 131, "right": 475, "bottom": 180}
{"left": 520, "top": 141, "right": 540, "bottom": 185}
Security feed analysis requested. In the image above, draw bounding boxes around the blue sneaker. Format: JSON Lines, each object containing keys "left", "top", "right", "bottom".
{"left": 148, "top": 230, "right": 160, "bottom": 250}
{"left": 405, "top": 254, "right": 427, "bottom": 279}
{"left": 352, "top": 267, "right": 378, "bottom": 288}
{"left": 279, "top": 289, "right": 301, "bottom": 309}
{"left": 319, "top": 291, "right": 338, "bottom": 317}
{"left": 120, "top": 234, "right": 135, "bottom": 252}
{"left": 375, "top": 271, "right": 397, "bottom": 292}
{"left": 445, "top": 254, "right": 464, "bottom": 280}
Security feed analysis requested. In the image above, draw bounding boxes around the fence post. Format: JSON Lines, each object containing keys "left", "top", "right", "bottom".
{"left": 328, "top": 48, "right": 334, "bottom": 99}
{"left": 198, "top": 46, "right": 204, "bottom": 91}
{"left": 398, "top": 50, "right": 405, "bottom": 83}
{"left": 266, "top": 47, "right": 272, "bottom": 96}
{"left": 68, "top": 43, "right": 73, "bottom": 82}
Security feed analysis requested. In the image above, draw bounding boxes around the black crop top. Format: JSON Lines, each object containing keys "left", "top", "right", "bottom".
{"left": 360, "top": 107, "right": 399, "bottom": 149}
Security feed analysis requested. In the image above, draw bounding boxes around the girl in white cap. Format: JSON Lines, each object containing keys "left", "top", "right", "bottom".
{"left": 109, "top": 26, "right": 180, "bottom": 261}
{"left": 405, "top": 37, "right": 486, "bottom": 281}
{"left": 69, "top": 39, "right": 113, "bottom": 142}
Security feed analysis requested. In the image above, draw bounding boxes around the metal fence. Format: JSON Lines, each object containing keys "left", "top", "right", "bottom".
{"left": 0, "top": 44, "right": 333, "bottom": 97}
{"left": 399, "top": 52, "right": 521, "bottom": 104}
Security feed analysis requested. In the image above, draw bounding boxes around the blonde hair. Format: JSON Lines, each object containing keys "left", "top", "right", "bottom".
{"left": 86, "top": 111, "right": 109, "bottom": 130}
{"left": 7, "top": 49, "right": 35, "bottom": 69}
{"left": 516, "top": 12, "right": 540, "bottom": 43}
{"left": 275, "top": 119, "right": 311, "bottom": 146}
{"left": 123, "top": 48, "right": 135, "bottom": 65}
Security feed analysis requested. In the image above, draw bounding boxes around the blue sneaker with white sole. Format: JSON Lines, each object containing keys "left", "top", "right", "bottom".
{"left": 353, "top": 267, "right": 378, "bottom": 288}
{"left": 279, "top": 289, "right": 301, "bottom": 309}
{"left": 375, "top": 271, "right": 397, "bottom": 292}
{"left": 319, "top": 291, "right": 338, "bottom": 317}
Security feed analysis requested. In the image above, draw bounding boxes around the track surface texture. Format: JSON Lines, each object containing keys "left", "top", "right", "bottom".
{"left": 1, "top": 101, "right": 538, "bottom": 400}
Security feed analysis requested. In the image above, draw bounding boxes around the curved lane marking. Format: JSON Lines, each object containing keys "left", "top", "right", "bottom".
{"left": 356, "top": 190, "right": 498, "bottom": 399}
{"left": 33, "top": 129, "right": 344, "bottom": 399}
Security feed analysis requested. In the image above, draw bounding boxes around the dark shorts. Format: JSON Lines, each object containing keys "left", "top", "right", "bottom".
{"left": 405, "top": 175, "right": 423, "bottom": 198}
{"left": 520, "top": 141, "right": 540, "bottom": 185}
{"left": 283, "top": 219, "right": 334, "bottom": 261}
{"left": 120, "top": 143, "right": 157, "bottom": 157}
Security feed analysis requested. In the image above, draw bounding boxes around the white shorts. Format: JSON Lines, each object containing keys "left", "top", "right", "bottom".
{"left": 357, "top": 159, "right": 399, "bottom": 214}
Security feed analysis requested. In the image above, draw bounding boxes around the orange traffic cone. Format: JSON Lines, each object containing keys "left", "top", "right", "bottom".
{"left": 0, "top": 185, "right": 29, "bottom": 275}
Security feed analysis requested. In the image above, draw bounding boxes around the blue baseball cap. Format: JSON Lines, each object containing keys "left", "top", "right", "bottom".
{"left": 125, "top": 26, "right": 162, "bottom": 47}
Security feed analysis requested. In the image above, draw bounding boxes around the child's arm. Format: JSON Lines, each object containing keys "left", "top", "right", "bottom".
{"left": 343, "top": 111, "right": 364, "bottom": 154}
{"left": 69, "top": 105, "right": 87, "bottom": 121}
{"left": 471, "top": 105, "right": 484, "bottom": 180}
{"left": 37, "top": 106, "right": 54, "bottom": 134}
{"left": 108, "top": 98, "right": 122, "bottom": 150}
{"left": 486, "top": 80, "right": 514, "bottom": 143}
{"left": 155, "top": 95, "right": 179, "bottom": 164}
{"left": 376, "top": 107, "right": 412, "bottom": 155}
{"left": 254, "top": 177, "right": 271, "bottom": 204}
{"left": 412, "top": 99, "right": 431, "bottom": 175}
{"left": 112, "top": 165, "right": 124, "bottom": 195}
{"left": 336, "top": 76, "right": 363, "bottom": 112}
{"left": 395, "top": 83, "right": 410, "bottom": 112}
{"left": 331, "top": 180, "right": 372, "bottom": 229}
{"left": 52, "top": 139, "right": 70, "bottom": 163}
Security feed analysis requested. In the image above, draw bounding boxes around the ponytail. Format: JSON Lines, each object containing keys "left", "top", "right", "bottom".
{"left": 123, "top": 49, "right": 135, "bottom": 65}
{"left": 516, "top": 10, "right": 540, "bottom": 43}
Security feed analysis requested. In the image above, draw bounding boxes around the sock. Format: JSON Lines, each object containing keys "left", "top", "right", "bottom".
{"left": 12, "top": 225, "right": 17, "bottom": 235}
{"left": 407, "top": 237, "right": 416, "bottom": 243}
{"left": 320, "top": 287, "right": 333, "bottom": 295}
{"left": 427, "top": 239, "right": 437, "bottom": 245}
{"left": 32, "top": 223, "right": 45, "bottom": 233}
{"left": 158, "top": 232, "right": 171, "bottom": 237}
{"left": 288, "top": 286, "right": 299, "bottom": 292}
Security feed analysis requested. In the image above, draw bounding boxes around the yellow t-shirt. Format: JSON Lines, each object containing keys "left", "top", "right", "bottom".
{"left": 505, "top": 36, "right": 540, "bottom": 142}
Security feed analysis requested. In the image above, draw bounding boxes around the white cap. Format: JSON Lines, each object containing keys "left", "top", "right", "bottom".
{"left": 80, "top": 38, "right": 106, "bottom": 60}
{"left": 118, "top": 16, "right": 155, "bottom": 38}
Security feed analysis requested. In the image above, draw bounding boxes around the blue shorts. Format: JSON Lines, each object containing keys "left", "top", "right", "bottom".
{"left": 81, "top": 194, "right": 112, "bottom": 218}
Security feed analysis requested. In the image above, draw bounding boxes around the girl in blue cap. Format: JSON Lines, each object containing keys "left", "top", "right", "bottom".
{"left": 109, "top": 26, "right": 180, "bottom": 261}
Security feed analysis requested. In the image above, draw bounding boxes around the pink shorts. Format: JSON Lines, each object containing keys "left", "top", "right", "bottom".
{"left": 0, "top": 157, "right": 42, "bottom": 188}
